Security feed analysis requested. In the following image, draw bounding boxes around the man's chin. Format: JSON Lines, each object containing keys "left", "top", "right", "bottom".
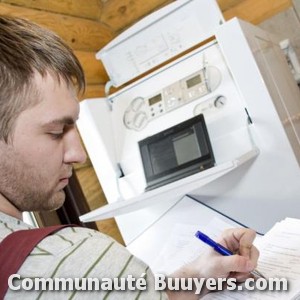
{"left": 51, "top": 191, "right": 66, "bottom": 211}
{"left": 39, "top": 190, "right": 66, "bottom": 212}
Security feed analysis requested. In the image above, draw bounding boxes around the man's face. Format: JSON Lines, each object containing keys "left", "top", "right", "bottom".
{"left": 0, "top": 72, "right": 86, "bottom": 212}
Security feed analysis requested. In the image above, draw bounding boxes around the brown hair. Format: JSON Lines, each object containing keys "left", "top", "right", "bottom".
{"left": 0, "top": 15, "right": 85, "bottom": 142}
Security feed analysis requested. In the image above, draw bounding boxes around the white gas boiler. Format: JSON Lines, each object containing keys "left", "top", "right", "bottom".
{"left": 77, "top": 0, "right": 300, "bottom": 244}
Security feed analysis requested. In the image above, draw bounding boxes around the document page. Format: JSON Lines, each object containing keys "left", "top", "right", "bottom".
{"left": 203, "top": 218, "right": 300, "bottom": 300}
{"left": 202, "top": 286, "right": 300, "bottom": 300}
{"left": 151, "top": 217, "right": 238, "bottom": 274}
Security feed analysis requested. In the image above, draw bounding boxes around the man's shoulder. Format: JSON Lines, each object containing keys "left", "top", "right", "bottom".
{"left": 0, "top": 212, "right": 114, "bottom": 249}
{"left": 0, "top": 211, "right": 32, "bottom": 241}
{"left": 36, "top": 225, "right": 123, "bottom": 260}
{"left": 42, "top": 225, "right": 115, "bottom": 251}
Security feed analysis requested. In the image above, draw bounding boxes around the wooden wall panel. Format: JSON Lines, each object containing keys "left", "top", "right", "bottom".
{"left": 222, "top": 0, "right": 293, "bottom": 24}
{"left": 0, "top": 3, "right": 114, "bottom": 51}
{"left": 76, "top": 166, "right": 124, "bottom": 245}
{"left": 1, "top": 0, "right": 102, "bottom": 20}
{"left": 100, "top": 0, "right": 173, "bottom": 32}
{"left": 75, "top": 50, "right": 109, "bottom": 85}
{"left": 217, "top": 0, "right": 244, "bottom": 11}
{"left": 81, "top": 84, "right": 106, "bottom": 100}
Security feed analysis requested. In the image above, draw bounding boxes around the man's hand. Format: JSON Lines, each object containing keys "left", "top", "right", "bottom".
{"left": 166, "top": 228, "right": 259, "bottom": 300}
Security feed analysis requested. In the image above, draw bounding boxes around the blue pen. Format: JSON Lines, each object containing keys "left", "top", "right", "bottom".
{"left": 195, "top": 230, "right": 266, "bottom": 279}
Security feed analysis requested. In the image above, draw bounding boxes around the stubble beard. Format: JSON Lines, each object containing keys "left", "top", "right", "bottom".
{"left": 0, "top": 145, "right": 66, "bottom": 212}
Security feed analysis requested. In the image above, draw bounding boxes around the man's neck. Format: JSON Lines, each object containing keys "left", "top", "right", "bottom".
{"left": 0, "top": 193, "right": 22, "bottom": 220}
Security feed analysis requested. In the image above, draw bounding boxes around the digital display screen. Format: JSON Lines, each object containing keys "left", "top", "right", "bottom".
{"left": 147, "top": 128, "right": 204, "bottom": 175}
{"left": 186, "top": 74, "right": 202, "bottom": 89}
{"left": 149, "top": 138, "right": 175, "bottom": 175}
{"left": 139, "top": 114, "right": 215, "bottom": 191}
{"left": 148, "top": 94, "right": 162, "bottom": 106}
{"left": 173, "top": 129, "right": 201, "bottom": 165}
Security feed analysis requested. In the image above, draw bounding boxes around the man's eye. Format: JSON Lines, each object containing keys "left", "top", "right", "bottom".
{"left": 49, "top": 132, "right": 64, "bottom": 139}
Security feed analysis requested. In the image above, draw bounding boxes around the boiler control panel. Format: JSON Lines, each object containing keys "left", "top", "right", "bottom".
{"left": 123, "top": 65, "right": 222, "bottom": 131}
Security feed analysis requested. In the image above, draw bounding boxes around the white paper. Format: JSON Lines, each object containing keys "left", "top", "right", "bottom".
{"left": 203, "top": 218, "right": 300, "bottom": 299}
{"left": 151, "top": 217, "right": 236, "bottom": 274}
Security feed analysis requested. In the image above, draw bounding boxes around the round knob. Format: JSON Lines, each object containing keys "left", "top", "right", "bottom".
{"left": 133, "top": 112, "right": 148, "bottom": 130}
{"left": 131, "top": 97, "right": 145, "bottom": 111}
{"left": 214, "top": 95, "right": 227, "bottom": 108}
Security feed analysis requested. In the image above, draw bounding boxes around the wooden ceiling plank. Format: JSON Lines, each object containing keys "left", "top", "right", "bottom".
{"left": 81, "top": 84, "right": 106, "bottom": 100}
{"left": 0, "top": 3, "right": 114, "bottom": 51}
{"left": 222, "top": 0, "right": 293, "bottom": 24}
{"left": 217, "top": 0, "right": 245, "bottom": 12}
{"left": 75, "top": 50, "right": 109, "bottom": 85}
{"left": 100, "top": 0, "right": 173, "bottom": 32}
{"left": 1, "top": 0, "right": 103, "bottom": 20}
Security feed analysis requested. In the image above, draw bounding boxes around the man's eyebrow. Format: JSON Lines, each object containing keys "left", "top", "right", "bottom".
{"left": 42, "top": 117, "right": 77, "bottom": 128}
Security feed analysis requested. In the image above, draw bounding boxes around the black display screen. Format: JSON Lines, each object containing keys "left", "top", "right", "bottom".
{"left": 139, "top": 114, "right": 214, "bottom": 190}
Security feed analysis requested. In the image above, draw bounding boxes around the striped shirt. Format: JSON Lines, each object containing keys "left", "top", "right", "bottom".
{"left": 0, "top": 212, "right": 168, "bottom": 300}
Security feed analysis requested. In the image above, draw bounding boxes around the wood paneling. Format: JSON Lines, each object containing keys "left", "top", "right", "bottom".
{"left": 2, "top": 0, "right": 102, "bottom": 20}
{"left": 217, "top": 0, "right": 243, "bottom": 11}
{"left": 81, "top": 84, "right": 106, "bottom": 100}
{"left": 75, "top": 50, "right": 109, "bottom": 85}
{"left": 76, "top": 166, "right": 124, "bottom": 245}
{"left": 221, "top": 0, "right": 293, "bottom": 24}
{"left": 0, "top": 3, "right": 114, "bottom": 51}
{"left": 100, "top": 0, "right": 173, "bottom": 32}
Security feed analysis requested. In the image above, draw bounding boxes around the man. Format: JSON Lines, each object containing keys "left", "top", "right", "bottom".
{"left": 0, "top": 15, "right": 259, "bottom": 299}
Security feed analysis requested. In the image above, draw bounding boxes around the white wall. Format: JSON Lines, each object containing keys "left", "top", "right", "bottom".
{"left": 259, "top": 1, "right": 300, "bottom": 85}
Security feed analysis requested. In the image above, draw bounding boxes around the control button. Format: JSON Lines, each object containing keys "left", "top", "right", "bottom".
{"left": 133, "top": 112, "right": 148, "bottom": 130}
{"left": 123, "top": 110, "right": 135, "bottom": 129}
{"left": 131, "top": 97, "right": 144, "bottom": 112}
{"left": 193, "top": 95, "right": 223, "bottom": 116}
{"left": 214, "top": 95, "right": 227, "bottom": 108}
{"left": 199, "top": 85, "right": 208, "bottom": 94}
{"left": 188, "top": 91, "right": 195, "bottom": 98}
{"left": 166, "top": 97, "right": 176, "bottom": 108}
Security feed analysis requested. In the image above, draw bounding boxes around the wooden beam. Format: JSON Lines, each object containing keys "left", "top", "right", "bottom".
{"left": 75, "top": 50, "right": 109, "bottom": 85}
{"left": 217, "top": 0, "right": 245, "bottom": 12}
{"left": 222, "top": 0, "right": 293, "bottom": 24}
{"left": 2, "top": 0, "right": 102, "bottom": 20}
{"left": 0, "top": 3, "right": 115, "bottom": 51}
{"left": 75, "top": 165, "right": 125, "bottom": 245}
{"left": 80, "top": 84, "right": 106, "bottom": 100}
{"left": 100, "top": 0, "right": 173, "bottom": 32}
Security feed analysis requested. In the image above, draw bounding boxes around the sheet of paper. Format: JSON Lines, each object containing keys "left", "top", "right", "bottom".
{"left": 203, "top": 218, "right": 300, "bottom": 300}
{"left": 202, "top": 282, "right": 300, "bottom": 300}
{"left": 252, "top": 218, "right": 300, "bottom": 281}
{"left": 150, "top": 217, "right": 237, "bottom": 274}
